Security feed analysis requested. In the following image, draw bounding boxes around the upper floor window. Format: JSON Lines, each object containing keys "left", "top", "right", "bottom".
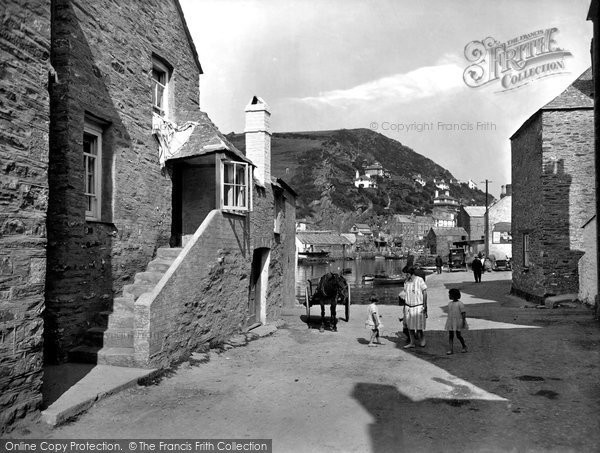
{"left": 222, "top": 161, "right": 250, "bottom": 212}
{"left": 83, "top": 122, "right": 103, "bottom": 220}
{"left": 152, "top": 59, "right": 170, "bottom": 117}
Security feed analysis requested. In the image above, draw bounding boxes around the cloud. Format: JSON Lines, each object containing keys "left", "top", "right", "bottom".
{"left": 292, "top": 61, "right": 465, "bottom": 108}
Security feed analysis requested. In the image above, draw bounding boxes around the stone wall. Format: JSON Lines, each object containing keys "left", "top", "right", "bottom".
{"left": 0, "top": 0, "right": 51, "bottom": 430}
{"left": 511, "top": 114, "right": 545, "bottom": 300}
{"left": 512, "top": 109, "right": 595, "bottom": 300}
{"left": 135, "top": 210, "right": 250, "bottom": 368}
{"left": 541, "top": 110, "right": 595, "bottom": 295}
{"left": 136, "top": 182, "right": 296, "bottom": 368}
{"left": 45, "top": 0, "right": 203, "bottom": 362}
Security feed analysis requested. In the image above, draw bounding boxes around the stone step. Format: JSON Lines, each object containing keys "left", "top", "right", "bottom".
{"left": 113, "top": 295, "right": 135, "bottom": 313}
{"left": 106, "top": 311, "right": 133, "bottom": 329}
{"left": 123, "top": 283, "right": 153, "bottom": 301}
{"left": 134, "top": 271, "right": 164, "bottom": 285}
{"left": 156, "top": 247, "right": 182, "bottom": 260}
{"left": 97, "top": 347, "right": 136, "bottom": 367}
{"left": 68, "top": 345, "right": 100, "bottom": 364}
{"left": 100, "top": 327, "right": 134, "bottom": 348}
{"left": 147, "top": 258, "right": 174, "bottom": 273}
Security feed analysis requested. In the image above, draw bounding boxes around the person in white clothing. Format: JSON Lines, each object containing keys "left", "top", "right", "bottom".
{"left": 365, "top": 295, "right": 383, "bottom": 346}
{"left": 402, "top": 266, "right": 428, "bottom": 348}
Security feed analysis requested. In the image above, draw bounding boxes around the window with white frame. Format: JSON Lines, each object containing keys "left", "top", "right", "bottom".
{"left": 83, "top": 122, "right": 102, "bottom": 220}
{"left": 222, "top": 161, "right": 250, "bottom": 211}
{"left": 523, "top": 233, "right": 530, "bottom": 267}
{"left": 152, "top": 59, "right": 169, "bottom": 117}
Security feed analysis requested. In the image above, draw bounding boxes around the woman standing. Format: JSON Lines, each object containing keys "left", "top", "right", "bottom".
{"left": 402, "top": 266, "right": 428, "bottom": 348}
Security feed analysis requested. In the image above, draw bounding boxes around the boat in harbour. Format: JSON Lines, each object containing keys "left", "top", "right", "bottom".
{"left": 372, "top": 274, "right": 406, "bottom": 285}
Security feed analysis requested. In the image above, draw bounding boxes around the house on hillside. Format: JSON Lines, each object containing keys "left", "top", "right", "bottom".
{"left": 434, "top": 178, "right": 450, "bottom": 190}
{"left": 0, "top": 0, "right": 296, "bottom": 429}
{"left": 354, "top": 170, "right": 378, "bottom": 189}
{"left": 365, "top": 161, "right": 385, "bottom": 177}
{"left": 413, "top": 174, "right": 426, "bottom": 187}
{"left": 432, "top": 190, "right": 459, "bottom": 227}
{"left": 511, "top": 67, "right": 594, "bottom": 301}
{"left": 425, "top": 227, "right": 468, "bottom": 258}
{"left": 350, "top": 223, "right": 373, "bottom": 237}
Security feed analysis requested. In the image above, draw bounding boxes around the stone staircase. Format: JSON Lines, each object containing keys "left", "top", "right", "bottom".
{"left": 69, "top": 247, "right": 182, "bottom": 367}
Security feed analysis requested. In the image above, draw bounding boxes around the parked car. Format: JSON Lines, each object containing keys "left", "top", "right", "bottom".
{"left": 448, "top": 248, "right": 467, "bottom": 272}
{"left": 493, "top": 259, "right": 512, "bottom": 271}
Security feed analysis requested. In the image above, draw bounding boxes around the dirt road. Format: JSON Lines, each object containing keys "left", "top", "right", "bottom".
{"left": 12, "top": 271, "right": 600, "bottom": 452}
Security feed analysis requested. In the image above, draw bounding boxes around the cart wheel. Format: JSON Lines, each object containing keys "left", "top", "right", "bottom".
{"left": 305, "top": 290, "right": 311, "bottom": 327}
{"left": 345, "top": 286, "right": 351, "bottom": 322}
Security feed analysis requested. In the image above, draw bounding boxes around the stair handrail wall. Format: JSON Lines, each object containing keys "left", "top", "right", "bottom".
{"left": 134, "top": 209, "right": 250, "bottom": 367}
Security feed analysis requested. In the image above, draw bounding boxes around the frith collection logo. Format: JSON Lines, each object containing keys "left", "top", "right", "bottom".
{"left": 463, "top": 28, "right": 572, "bottom": 91}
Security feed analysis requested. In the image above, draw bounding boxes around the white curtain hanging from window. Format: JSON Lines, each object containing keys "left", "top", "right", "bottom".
{"left": 152, "top": 113, "right": 197, "bottom": 167}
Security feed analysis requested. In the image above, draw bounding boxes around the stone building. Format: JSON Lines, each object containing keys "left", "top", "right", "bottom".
{"left": 432, "top": 190, "right": 459, "bottom": 227}
{"left": 425, "top": 227, "right": 468, "bottom": 258}
{"left": 511, "top": 68, "right": 595, "bottom": 301}
{"left": 488, "top": 185, "right": 512, "bottom": 260}
{"left": 0, "top": 0, "right": 296, "bottom": 430}
{"left": 457, "top": 206, "right": 486, "bottom": 242}
{"left": 387, "top": 214, "right": 434, "bottom": 250}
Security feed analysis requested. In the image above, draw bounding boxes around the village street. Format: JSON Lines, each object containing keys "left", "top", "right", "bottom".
{"left": 14, "top": 271, "right": 600, "bottom": 452}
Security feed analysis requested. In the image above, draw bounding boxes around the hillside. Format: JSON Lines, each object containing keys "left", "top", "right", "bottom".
{"left": 227, "top": 128, "right": 489, "bottom": 232}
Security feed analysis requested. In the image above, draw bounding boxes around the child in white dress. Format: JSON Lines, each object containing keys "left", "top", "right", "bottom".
{"left": 365, "top": 295, "right": 383, "bottom": 346}
{"left": 445, "top": 288, "right": 468, "bottom": 354}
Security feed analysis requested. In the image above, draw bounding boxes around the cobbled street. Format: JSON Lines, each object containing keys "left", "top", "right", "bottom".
{"left": 13, "top": 271, "right": 600, "bottom": 452}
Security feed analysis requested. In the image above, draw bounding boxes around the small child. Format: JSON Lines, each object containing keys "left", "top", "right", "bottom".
{"left": 445, "top": 288, "right": 468, "bottom": 354}
{"left": 365, "top": 295, "right": 383, "bottom": 346}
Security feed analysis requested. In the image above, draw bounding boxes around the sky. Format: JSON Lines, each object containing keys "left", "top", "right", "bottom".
{"left": 179, "top": 0, "right": 593, "bottom": 198}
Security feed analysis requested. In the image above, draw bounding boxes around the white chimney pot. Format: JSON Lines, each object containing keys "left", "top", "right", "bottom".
{"left": 245, "top": 96, "right": 271, "bottom": 186}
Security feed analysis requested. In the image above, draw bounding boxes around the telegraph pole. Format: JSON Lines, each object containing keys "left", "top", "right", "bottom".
{"left": 481, "top": 179, "right": 492, "bottom": 257}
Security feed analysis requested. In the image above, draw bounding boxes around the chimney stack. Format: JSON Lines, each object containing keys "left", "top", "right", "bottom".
{"left": 505, "top": 184, "right": 512, "bottom": 197}
{"left": 500, "top": 185, "right": 506, "bottom": 198}
{"left": 245, "top": 96, "right": 271, "bottom": 186}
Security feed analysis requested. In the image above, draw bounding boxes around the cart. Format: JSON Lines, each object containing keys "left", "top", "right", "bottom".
{"left": 304, "top": 275, "right": 351, "bottom": 322}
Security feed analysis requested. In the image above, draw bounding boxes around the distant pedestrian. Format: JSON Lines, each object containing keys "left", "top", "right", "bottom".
{"left": 445, "top": 288, "right": 468, "bottom": 354}
{"left": 402, "top": 266, "right": 428, "bottom": 348}
{"left": 365, "top": 295, "right": 383, "bottom": 347}
{"left": 435, "top": 255, "right": 443, "bottom": 274}
{"left": 472, "top": 254, "right": 483, "bottom": 283}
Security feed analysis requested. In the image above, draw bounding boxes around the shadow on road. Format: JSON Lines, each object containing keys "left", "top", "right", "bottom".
{"left": 351, "top": 383, "right": 406, "bottom": 453}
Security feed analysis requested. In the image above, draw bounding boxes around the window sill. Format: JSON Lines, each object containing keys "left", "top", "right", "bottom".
{"left": 221, "top": 209, "right": 249, "bottom": 217}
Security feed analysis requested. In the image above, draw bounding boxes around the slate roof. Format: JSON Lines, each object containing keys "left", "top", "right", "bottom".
{"left": 463, "top": 206, "right": 486, "bottom": 217}
{"left": 169, "top": 111, "right": 253, "bottom": 164}
{"left": 430, "top": 227, "right": 468, "bottom": 237}
{"left": 542, "top": 67, "right": 593, "bottom": 110}
{"left": 353, "top": 223, "right": 371, "bottom": 229}
{"left": 511, "top": 67, "right": 594, "bottom": 139}
{"left": 297, "top": 232, "right": 352, "bottom": 246}
{"left": 492, "top": 222, "right": 511, "bottom": 232}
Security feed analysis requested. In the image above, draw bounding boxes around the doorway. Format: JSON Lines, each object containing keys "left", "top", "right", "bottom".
{"left": 248, "top": 248, "right": 270, "bottom": 327}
